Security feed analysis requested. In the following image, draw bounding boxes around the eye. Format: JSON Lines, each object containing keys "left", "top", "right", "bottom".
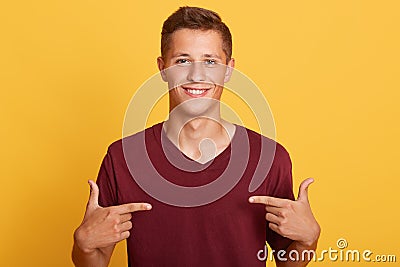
{"left": 205, "top": 59, "right": 217, "bottom": 65}
{"left": 175, "top": 59, "right": 191, "bottom": 65}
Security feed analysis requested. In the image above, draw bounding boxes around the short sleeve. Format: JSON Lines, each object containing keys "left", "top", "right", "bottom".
{"left": 266, "top": 143, "right": 295, "bottom": 252}
{"left": 96, "top": 150, "right": 119, "bottom": 207}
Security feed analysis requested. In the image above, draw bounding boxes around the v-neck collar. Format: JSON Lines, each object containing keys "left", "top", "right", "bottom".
{"left": 152, "top": 121, "right": 238, "bottom": 170}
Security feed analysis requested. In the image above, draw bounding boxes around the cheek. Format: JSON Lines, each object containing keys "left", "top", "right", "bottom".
{"left": 164, "top": 66, "right": 190, "bottom": 89}
{"left": 205, "top": 66, "right": 227, "bottom": 87}
{"left": 169, "top": 88, "right": 181, "bottom": 97}
{"left": 212, "top": 86, "right": 223, "bottom": 99}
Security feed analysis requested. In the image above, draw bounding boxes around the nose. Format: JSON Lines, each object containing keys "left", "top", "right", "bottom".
{"left": 187, "top": 62, "right": 206, "bottom": 82}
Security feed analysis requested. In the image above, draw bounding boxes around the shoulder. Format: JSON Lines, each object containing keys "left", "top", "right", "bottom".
{"left": 243, "top": 126, "right": 291, "bottom": 166}
{"left": 106, "top": 122, "right": 162, "bottom": 156}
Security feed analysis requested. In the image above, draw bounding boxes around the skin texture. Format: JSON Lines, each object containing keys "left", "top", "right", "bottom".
{"left": 72, "top": 28, "right": 320, "bottom": 267}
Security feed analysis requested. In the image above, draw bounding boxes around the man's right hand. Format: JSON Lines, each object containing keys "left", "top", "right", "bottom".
{"left": 74, "top": 180, "right": 152, "bottom": 254}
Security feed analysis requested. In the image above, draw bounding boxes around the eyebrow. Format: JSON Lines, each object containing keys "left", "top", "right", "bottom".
{"left": 203, "top": 53, "right": 222, "bottom": 59}
{"left": 171, "top": 53, "right": 190, "bottom": 58}
{"left": 171, "top": 52, "right": 222, "bottom": 59}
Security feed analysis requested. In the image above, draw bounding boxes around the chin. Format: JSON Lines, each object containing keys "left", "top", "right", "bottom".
{"left": 170, "top": 98, "right": 220, "bottom": 119}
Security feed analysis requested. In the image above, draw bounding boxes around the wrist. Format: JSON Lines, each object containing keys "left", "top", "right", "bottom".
{"left": 74, "top": 227, "right": 96, "bottom": 254}
{"left": 299, "top": 222, "right": 321, "bottom": 248}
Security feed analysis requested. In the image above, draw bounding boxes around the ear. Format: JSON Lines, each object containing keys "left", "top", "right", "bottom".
{"left": 224, "top": 58, "right": 235, "bottom": 83}
{"left": 157, "top": 56, "right": 167, "bottom": 82}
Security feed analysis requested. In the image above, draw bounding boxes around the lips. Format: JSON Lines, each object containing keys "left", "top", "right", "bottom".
{"left": 181, "top": 86, "right": 211, "bottom": 97}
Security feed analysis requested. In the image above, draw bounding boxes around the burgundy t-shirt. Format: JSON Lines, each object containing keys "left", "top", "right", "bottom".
{"left": 97, "top": 122, "right": 295, "bottom": 267}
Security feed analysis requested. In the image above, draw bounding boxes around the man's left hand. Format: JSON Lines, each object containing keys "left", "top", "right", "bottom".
{"left": 249, "top": 178, "right": 320, "bottom": 247}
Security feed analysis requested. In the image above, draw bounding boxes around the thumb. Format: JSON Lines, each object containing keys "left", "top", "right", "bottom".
{"left": 86, "top": 180, "right": 100, "bottom": 210}
{"left": 297, "top": 177, "right": 315, "bottom": 202}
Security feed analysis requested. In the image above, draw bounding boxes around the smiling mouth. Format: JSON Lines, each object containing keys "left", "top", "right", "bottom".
{"left": 181, "top": 86, "right": 211, "bottom": 97}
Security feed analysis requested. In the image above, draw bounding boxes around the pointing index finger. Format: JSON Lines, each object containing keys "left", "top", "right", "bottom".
{"left": 115, "top": 202, "right": 152, "bottom": 214}
{"left": 249, "top": 196, "right": 289, "bottom": 207}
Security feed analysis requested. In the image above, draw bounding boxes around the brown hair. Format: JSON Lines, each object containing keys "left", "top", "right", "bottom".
{"left": 161, "top": 6, "right": 232, "bottom": 61}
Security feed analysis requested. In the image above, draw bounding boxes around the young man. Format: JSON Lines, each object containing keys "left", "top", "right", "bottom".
{"left": 72, "top": 6, "right": 320, "bottom": 267}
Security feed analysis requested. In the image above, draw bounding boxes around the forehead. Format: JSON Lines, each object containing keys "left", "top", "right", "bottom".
{"left": 166, "top": 29, "right": 225, "bottom": 57}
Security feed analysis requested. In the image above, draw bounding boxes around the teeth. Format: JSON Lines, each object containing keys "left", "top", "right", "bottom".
{"left": 187, "top": 89, "right": 206, "bottom": 95}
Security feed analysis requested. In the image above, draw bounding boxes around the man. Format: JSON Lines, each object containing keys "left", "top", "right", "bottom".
{"left": 72, "top": 6, "right": 320, "bottom": 267}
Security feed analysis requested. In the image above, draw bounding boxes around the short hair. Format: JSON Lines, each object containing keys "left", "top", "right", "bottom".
{"left": 161, "top": 6, "right": 232, "bottom": 61}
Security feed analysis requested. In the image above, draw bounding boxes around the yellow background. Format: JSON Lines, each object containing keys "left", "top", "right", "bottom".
{"left": 1, "top": 0, "right": 399, "bottom": 266}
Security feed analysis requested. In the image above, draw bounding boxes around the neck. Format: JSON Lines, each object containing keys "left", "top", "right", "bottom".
{"left": 163, "top": 106, "right": 235, "bottom": 163}
{"left": 164, "top": 112, "right": 223, "bottom": 147}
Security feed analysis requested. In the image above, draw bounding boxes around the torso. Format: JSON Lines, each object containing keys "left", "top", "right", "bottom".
{"left": 97, "top": 122, "right": 294, "bottom": 267}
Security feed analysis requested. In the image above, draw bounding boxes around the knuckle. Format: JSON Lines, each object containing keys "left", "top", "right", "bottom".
{"left": 113, "top": 217, "right": 120, "bottom": 225}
